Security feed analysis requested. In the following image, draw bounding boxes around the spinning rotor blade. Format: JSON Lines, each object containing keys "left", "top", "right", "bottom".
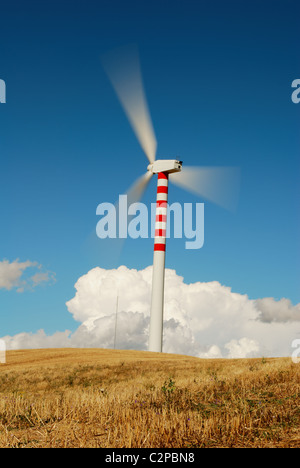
{"left": 84, "top": 171, "right": 153, "bottom": 265}
{"left": 102, "top": 44, "right": 157, "bottom": 163}
{"left": 123, "top": 170, "right": 153, "bottom": 208}
{"left": 170, "top": 166, "right": 240, "bottom": 211}
{"left": 105, "top": 171, "right": 153, "bottom": 244}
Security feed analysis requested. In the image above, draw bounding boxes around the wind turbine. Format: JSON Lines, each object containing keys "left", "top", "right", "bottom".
{"left": 101, "top": 45, "right": 240, "bottom": 353}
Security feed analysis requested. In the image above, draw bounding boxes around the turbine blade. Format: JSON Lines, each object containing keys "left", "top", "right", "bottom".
{"left": 112, "top": 171, "right": 153, "bottom": 251}
{"left": 170, "top": 166, "right": 241, "bottom": 211}
{"left": 123, "top": 170, "right": 153, "bottom": 208}
{"left": 84, "top": 171, "right": 153, "bottom": 265}
{"left": 101, "top": 44, "right": 157, "bottom": 163}
{"left": 100, "top": 171, "right": 153, "bottom": 253}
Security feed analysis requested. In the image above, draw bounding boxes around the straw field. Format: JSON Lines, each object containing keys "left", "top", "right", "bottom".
{"left": 0, "top": 348, "right": 299, "bottom": 448}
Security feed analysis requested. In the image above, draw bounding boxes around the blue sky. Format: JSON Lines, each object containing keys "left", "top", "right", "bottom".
{"left": 0, "top": 0, "right": 299, "bottom": 339}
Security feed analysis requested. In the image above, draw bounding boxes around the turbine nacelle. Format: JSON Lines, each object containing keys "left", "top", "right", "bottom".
{"left": 147, "top": 159, "right": 182, "bottom": 175}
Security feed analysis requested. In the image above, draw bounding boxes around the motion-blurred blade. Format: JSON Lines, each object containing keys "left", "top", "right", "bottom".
{"left": 113, "top": 171, "right": 153, "bottom": 241}
{"left": 124, "top": 171, "right": 153, "bottom": 207}
{"left": 101, "top": 44, "right": 157, "bottom": 163}
{"left": 170, "top": 166, "right": 240, "bottom": 211}
{"left": 84, "top": 171, "right": 153, "bottom": 265}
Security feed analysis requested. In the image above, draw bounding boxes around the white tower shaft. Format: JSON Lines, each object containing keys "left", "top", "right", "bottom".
{"left": 148, "top": 172, "right": 168, "bottom": 352}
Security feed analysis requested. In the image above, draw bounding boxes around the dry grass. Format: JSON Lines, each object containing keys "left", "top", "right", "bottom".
{"left": 0, "top": 348, "right": 299, "bottom": 448}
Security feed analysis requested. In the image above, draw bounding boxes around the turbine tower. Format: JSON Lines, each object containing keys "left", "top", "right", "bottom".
{"left": 147, "top": 161, "right": 182, "bottom": 352}
{"left": 101, "top": 45, "right": 240, "bottom": 353}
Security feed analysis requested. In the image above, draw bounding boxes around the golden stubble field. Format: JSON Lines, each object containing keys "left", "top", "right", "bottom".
{"left": 0, "top": 348, "right": 299, "bottom": 448}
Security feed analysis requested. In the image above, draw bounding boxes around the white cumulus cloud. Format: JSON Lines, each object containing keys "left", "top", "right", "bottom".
{"left": 0, "top": 259, "right": 55, "bottom": 292}
{"left": 255, "top": 297, "right": 300, "bottom": 323}
{"left": 2, "top": 265, "right": 299, "bottom": 358}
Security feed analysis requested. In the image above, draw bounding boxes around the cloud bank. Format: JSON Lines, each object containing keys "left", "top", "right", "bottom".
{"left": 2, "top": 265, "right": 299, "bottom": 358}
{"left": 0, "top": 259, "right": 56, "bottom": 293}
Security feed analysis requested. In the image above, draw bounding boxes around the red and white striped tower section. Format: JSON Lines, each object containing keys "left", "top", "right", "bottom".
{"left": 148, "top": 172, "right": 169, "bottom": 352}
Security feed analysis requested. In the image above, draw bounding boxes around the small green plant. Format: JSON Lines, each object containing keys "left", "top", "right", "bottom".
{"left": 161, "top": 377, "right": 176, "bottom": 396}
